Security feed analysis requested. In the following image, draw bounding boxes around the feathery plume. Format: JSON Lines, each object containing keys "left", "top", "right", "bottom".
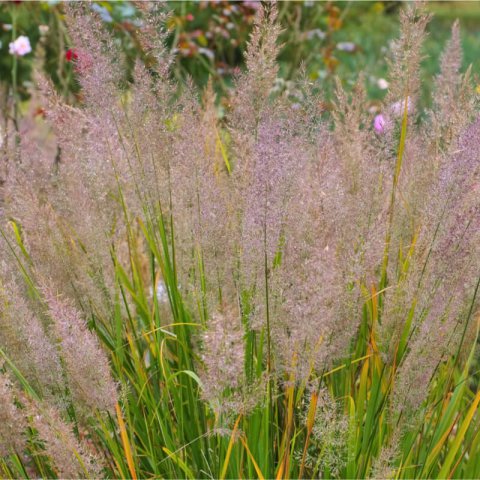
{"left": 31, "top": 402, "right": 102, "bottom": 479}
{"left": 44, "top": 288, "right": 118, "bottom": 416}
{"left": 385, "top": 4, "right": 430, "bottom": 112}
{"left": 199, "top": 305, "right": 248, "bottom": 416}
{"left": 0, "top": 266, "right": 63, "bottom": 399}
{"left": 0, "top": 372, "right": 27, "bottom": 458}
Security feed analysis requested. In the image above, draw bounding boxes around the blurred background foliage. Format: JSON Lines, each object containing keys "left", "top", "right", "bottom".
{"left": 1, "top": 0, "right": 480, "bottom": 110}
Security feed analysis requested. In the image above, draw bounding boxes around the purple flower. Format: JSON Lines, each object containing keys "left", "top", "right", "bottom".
{"left": 337, "top": 42, "right": 356, "bottom": 52}
{"left": 374, "top": 114, "right": 386, "bottom": 133}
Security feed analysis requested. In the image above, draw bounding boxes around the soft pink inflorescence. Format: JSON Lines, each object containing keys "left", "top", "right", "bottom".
{"left": 0, "top": 373, "right": 27, "bottom": 457}
{"left": 199, "top": 306, "right": 246, "bottom": 414}
{"left": 43, "top": 288, "right": 118, "bottom": 416}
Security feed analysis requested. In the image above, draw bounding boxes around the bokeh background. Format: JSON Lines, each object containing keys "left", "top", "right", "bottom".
{"left": 1, "top": 1, "right": 480, "bottom": 112}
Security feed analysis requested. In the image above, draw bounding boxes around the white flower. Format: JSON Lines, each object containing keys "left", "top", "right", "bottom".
{"left": 9, "top": 35, "right": 32, "bottom": 56}
{"left": 377, "top": 78, "right": 389, "bottom": 90}
{"left": 198, "top": 47, "right": 215, "bottom": 61}
{"left": 307, "top": 29, "right": 326, "bottom": 40}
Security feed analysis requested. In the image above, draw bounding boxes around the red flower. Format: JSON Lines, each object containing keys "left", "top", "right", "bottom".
{"left": 66, "top": 48, "right": 78, "bottom": 62}
{"left": 65, "top": 48, "right": 93, "bottom": 74}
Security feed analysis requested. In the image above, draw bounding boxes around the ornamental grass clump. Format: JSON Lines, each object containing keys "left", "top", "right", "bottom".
{"left": 0, "top": 3, "right": 479, "bottom": 479}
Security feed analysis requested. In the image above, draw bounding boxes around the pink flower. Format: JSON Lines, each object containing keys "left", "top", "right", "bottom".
{"left": 243, "top": 0, "right": 262, "bottom": 10}
{"left": 9, "top": 35, "right": 31, "bottom": 56}
{"left": 374, "top": 114, "right": 386, "bottom": 134}
{"left": 390, "top": 96, "right": 413, "bottom": 117}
